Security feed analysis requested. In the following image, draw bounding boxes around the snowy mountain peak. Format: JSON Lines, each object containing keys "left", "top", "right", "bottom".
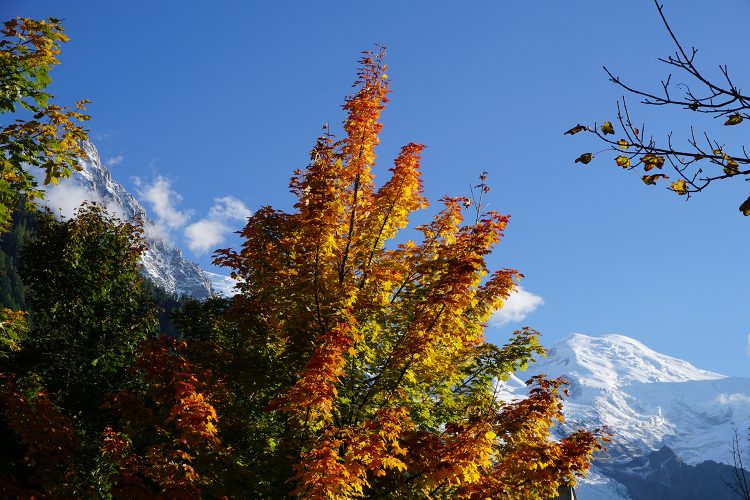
{"left": 49, "top": 141, "right": 216, "bottom": 299}
{"left": 540, "top": 333, "right": 726, "bottom": 389}
{"left": 498, "top": 333, "right": 750, "bottom": 498}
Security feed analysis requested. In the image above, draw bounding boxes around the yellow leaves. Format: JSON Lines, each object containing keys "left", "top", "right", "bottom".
{"left": 617, "top": 139, "right": 629, "bottom": 149}
{"left": 564, "top": 124, "right": 588, "bottom": 135}
{"left": 725, "top": 113, "right": 743, "bottom": 126}
{"left": 642, "top": 174, "right": 669, "bottom": 185}
{"left": 641, "top": 153, "right": 665, "bottom": 171}
{"left": 670, "top": 179, "right": 688, "bottom": 195}
{"left": 615, "top": 155, "right": 630, "bottom": 168}
{"left": 739, "top": 195, "right": 750, "bottom": 216}
{"left": 574, "top": 153, "right": 593, "bottom": 164}
{"left": 600, "top": 121, "right": 615, "bottom": 135}
{"left": 724, "top": 159, "right": 739, "bottom": 176}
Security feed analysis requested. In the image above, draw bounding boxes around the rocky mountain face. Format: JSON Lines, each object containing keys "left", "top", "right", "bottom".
{"left": 600, "top": 446, "right": 743, "bottom": 500}
{"left": 498, "top": 333, "right": 750, "bottom": 499}
{"left": 64, "top": 142, "right": 215, "bottom": 299}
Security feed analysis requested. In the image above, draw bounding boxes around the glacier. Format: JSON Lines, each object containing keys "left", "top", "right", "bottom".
{"left": 499, "top": 333, "right": 750, "bottom": 498}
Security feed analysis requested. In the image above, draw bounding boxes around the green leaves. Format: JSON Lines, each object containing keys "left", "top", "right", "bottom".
{"left": 0, "top": 17, "right": 90, "bottom": 231}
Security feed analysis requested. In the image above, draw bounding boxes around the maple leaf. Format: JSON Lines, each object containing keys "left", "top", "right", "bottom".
{"left": 671, "top": 179, "right": 689, "bottom": 195}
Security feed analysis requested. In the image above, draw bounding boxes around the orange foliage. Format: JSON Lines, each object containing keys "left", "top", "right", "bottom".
{"left": 215, "top": 48, "right": 607, "bottom": 498}
{"left": 102, "top": 338, "right": 221, "bottom": 499}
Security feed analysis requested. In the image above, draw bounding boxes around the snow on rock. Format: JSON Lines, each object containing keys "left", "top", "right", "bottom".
{"left": 498, "top": 333, "right": 750, "bottom": 497}
{"left": 57, "top": 142, "right": 214, "bottom": 299}
{"left": 206, "top": 271, "right": 238, "bottom": 297}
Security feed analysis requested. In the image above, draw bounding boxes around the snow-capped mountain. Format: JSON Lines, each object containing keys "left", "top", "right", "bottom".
{"left": 57, "top": 142, "right": 215, "bottom": 299}
{"left": 499, "top": 333, "right": 750, "bottom": 499}
{"left": 206, "top": 271, "right": 238, "bottom": 297}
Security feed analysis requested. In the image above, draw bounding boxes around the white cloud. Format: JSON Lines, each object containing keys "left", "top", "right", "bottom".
{"left": 717, "top": 393, "right": 750, "bottom": 405}
{"left": 43, "top": 183, "right": 126, "bottom": 221}
{"left": 490, "top": 286, "right": 544, "bottom": 327}
{"left": 184, "top": 219, "right": 229, "bottom": 253}
{"left": 208, "top": 196, "right": 251, "bottom": 221}
{"left": 43, "top": 183, "right": 100, "bottom": 219}
{"left": 184, "top": 196, "right": 251, "bottom": 255}
{"left": 135, "top": 175, "right": 192, "bottom": 231}
{"left": 106, "top": 155, "right": 124, "bottom": 167}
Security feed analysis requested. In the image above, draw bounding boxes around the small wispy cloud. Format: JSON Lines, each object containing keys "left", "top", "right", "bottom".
{"left": 184, "top": 196, "right": 250, "bottom": 254}
{"left": 490, "top": 286, "right": 544, "bottom": 327}
{"left": 106, "top": 155, "right": 124, "bottom": 167}
{"left": 185, "top": 219, "right": 229, "bottom": 253}
{"left": 134, "top": 175, "right": 192, "bottom": 232}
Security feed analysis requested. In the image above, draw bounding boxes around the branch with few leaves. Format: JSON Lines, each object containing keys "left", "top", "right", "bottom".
{"left": 567, "top": 0, "right": 750, "bottom": 216}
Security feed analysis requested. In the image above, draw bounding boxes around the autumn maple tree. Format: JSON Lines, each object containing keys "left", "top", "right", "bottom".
{"left": 567, "top": 0, "right": 750, "bottom": 216}
{"left": 214, "top": 48, "right": 606, "bottom": 498}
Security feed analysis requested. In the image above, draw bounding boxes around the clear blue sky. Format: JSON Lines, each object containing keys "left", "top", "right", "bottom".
{"left": 4, "top": 0, "right": 750, "bottom": 375}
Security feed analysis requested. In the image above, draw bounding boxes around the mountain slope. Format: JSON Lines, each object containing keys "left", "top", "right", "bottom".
{"left": 499, "top": 333, "right": 750, "bottom": 498}
{"left": 50, "top": 142, "right": 214, "bottom": 299}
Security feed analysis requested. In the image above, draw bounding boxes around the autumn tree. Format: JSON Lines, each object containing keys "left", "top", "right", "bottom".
{"left": 567, "top": 0, "right": 750, "bottom": 216}
{"left": 0, "top": 17, "right": 89, "bottom": 230}
{"left": 214, "top": 48, "right": 606, "bottom": 498}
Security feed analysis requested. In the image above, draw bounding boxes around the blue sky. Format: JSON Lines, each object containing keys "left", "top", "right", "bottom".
{"left": 4, "top": 0, "right": 750, "bottom": 375}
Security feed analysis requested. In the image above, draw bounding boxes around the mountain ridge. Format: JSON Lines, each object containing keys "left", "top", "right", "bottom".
{"left": 499, "top": 333, "right": 750, "bottom": 498}
{"left": 49, "top": 142, "right": 216, "bottom": 299}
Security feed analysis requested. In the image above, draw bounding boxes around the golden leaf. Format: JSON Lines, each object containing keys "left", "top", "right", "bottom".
{"left": 642, "top": 174, "right": 668, "bottom": 185}
{"left": 670, "top": 179, "right": 688, "bottom": 195}
{"left": 725, "top": 114, "right": 743, "bottom": 126}
{"left": 600, "top": 121, "right": 615, "bottom": 135}
{"left": 615, "top": 156, "right": 630, "bottom": 168}
{"left": 724, "top": 160, "right": 739, "bottom": 176}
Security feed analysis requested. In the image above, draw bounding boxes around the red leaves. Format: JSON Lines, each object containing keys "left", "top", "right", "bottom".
{"left": 102, "top": 338, "right": 221, "bottom": 498}
{"left": 0, "top": 375, "right": 85, "bottom": 496}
